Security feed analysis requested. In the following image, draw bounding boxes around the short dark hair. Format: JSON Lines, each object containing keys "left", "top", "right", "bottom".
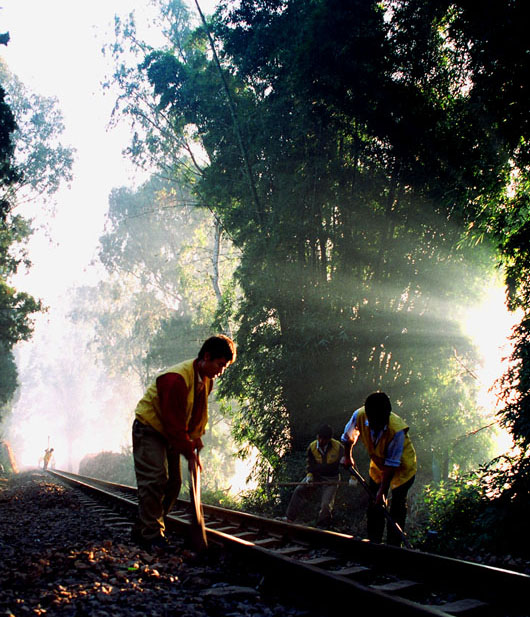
{"left": 317, "top": 424, "right": 333, "bottom": 440}
{"left": 198, "top": 335, "right": 237, "bottom": 363}
{"left": 364, "top": 392, "right": 392, "bottom": 423}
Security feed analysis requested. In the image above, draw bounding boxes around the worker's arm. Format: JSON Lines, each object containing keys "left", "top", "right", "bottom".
{"left": 375, "top": 429, "right": 406, "bottom": 504}
{"left": 157, "top": 373, "right": 198, "bottom": 462}
{"left": 305, "top": 445, "right": 316, "bottom": 481}
{"left": 375, "top": 466, "right": 394, "bottom": 505}
{"left": 340, "top": 409, "right": 360, "bottom": 467}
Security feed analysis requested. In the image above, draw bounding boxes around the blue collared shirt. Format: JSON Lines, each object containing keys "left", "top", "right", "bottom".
{"left": 341, "top": 408, "right": 405, "bottom": 467}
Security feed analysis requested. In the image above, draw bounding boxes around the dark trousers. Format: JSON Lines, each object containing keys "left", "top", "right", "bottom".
{"left": 132, "top": 419, "right": 182, "bottom": 541}
{"left": 367, "top": 475, "right": 415, "bottom": 546}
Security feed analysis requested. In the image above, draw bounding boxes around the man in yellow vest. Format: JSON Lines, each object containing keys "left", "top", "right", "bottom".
{"left": 285, "top": 424, "right": 344, "bottom": 528}
{"left": 340, "top": 391, "right": 417, "bottom": 545}
{"left": 131, "top": 334, "right": 236, "bottom": 551}
{"left": 43, "top": 447, "right": 54, "bottom": 470}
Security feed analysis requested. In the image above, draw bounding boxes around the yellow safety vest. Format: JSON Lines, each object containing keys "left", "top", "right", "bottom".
{"left": 356, "top": 408, "right": 417, "bottom": 489}
{"left": 134, "top": 359, "right": 210, "bottom": 439}
{"left": 308, "top": 438, "right": 342, "bottom": 465}
{"left": 307, "top": 438, "right": 343, "bottom": 478}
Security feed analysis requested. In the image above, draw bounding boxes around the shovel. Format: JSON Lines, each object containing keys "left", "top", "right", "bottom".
{"left": 189, "top": 453, "right": 208, "bottom": 553}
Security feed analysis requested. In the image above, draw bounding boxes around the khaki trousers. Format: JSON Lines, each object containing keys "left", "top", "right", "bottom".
{"left": 286, "top": 475, "right": 339, "bottom": 526}
{"left": 132, "top": 419, "right": 182, "bottom": 541}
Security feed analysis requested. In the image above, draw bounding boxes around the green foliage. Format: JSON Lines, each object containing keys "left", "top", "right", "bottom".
{"left": 412, "top": 474, "right": 486, "bottom": 553}
{"left": 0, "top": 85, "right": 19, "bottom": 219}
{"left": 0, "top": 54, "right": 73, "bottom": 424}
{"left": 201, "top": 486, "right": 241, "bottom": 510}
{"left": 70, "top": 278, "right": 172, "bottom": 386}
{"left": 135, "top": 0, "right": 498, "bottom": 476}
{"left": 0, "top": 68, "right": 74, "bottom": 210}
{"left": 103, "top": 0, "right": 521, "bottom": 490}
{"left": 413, "top": 456, "right": 530, "bottom": 557}
{"left": 492, "top": 318, "right": 530, "bottom": 538}
{"left": 146, "top": 313, "right": 208, "bottom": 373}
{"left": 497, "top": 318, "right": 530, "bottom": 452}
{"left": 79, "top": 449, "right": 136, "bottom": 486}
{"left": 238, "top": 486, "right": 282, "bottom": 518}
{"left": 0, "top": 343, "right": 17, "bottom": 408}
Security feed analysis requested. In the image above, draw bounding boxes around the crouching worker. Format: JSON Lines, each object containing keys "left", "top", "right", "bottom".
{"left": 285, "top": 424, "right": 344, "bottom": 528}
{"left": 131, "top": 335, "right": 236, "bottom": 551}
{"left": 341, "top": 391, "right": 416, "bottom": 546}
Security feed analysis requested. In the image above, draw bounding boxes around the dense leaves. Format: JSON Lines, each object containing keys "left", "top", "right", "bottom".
{"left": 135, "top": 0, "right": 500, "bottom": 476}
{"left": 0, "top": 45, "right": 73, "bottom": 426}
{"left": 0, "top": 85, "right": 19, "bottom": 219}
{"left": 105, "top": 1, "right": 530, "bottom": 538}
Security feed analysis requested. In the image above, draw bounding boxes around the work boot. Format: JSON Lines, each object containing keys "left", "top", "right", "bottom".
{"left": 140, "top": 534, "right": 171, "bottom": 554}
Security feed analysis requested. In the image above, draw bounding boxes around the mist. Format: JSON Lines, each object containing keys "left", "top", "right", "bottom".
{"left": 7, "top": 306, "right": 139, "bottom": 472}
{"left": 5, "top": 297, "right": 255, "bottom": 496}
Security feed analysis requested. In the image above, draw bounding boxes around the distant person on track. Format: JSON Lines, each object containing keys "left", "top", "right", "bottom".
{"left": 131, "top": 334, "right": 236, "bottom": 552}
{"left": 43, "top": 448, "right": 54, "bottom": 471}
{"left": 340, "top": 392, "right": 417, "bottom": 546}
{"left": 285, "top": 424, "right": 344, "bottom": 528}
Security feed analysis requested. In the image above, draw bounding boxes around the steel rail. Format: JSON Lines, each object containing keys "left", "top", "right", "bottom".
{"left": 47, "top": 470, "right": 528, "bottom": 617}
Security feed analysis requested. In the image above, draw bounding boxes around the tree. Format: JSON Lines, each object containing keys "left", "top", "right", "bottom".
{"left": 433, "top": 0, "right": 530, "bottom": 539}
{"left": 0, "top": 54, "right": 35, "bottom": 423}
{"left": 71, "top": 174, "right": 237, "bottom": 383}
{"left": 0, "top": 67, "right": 74, "bottom": 214}
{"left": 70, "top": 172, "right": 239, "bottom": 489}
{"left": 131, "top": 0, "right": 499, "bottom": 484}
{"left": 0, "top": 52, "right": 74, "bottom": 427}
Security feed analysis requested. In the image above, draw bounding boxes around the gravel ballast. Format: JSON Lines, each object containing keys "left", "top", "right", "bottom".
{"left": 0, "top": 471, "right": 313, "bottom": 617}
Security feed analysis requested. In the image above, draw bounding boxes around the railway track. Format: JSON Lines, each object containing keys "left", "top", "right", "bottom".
{"left": 48, "top": 469, "right": 528, "bottom": 617}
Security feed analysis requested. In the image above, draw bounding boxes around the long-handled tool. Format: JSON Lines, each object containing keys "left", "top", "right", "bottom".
{"left": 189, "top": 453, "right": 208, "bottom": 553}
{"left": 270, "top": 481, "right": 352, "bottom": 487}
{"left": 346, "top": 464, "right": 412, "bottom": 549}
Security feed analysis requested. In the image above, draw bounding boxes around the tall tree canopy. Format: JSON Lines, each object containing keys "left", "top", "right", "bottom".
{"left": 71, "top": 174, "right": 237, "bottom": 385}
{"left": 0, "top": 47, "right": 74, "bottom": 421}
{"left": 126, "top": 0, "right": 498, "bottom": 477}
{"left": 106, "top": 0, "right": 530, "bottom": 495}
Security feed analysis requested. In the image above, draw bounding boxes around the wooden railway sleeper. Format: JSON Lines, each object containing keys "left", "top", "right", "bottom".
{"left": 433, "top": 598, "right": 490, "bottom": 617}
{"left": 253, "top": 537, "right": 281, "bottom": 548}
{"left": 331, "top": 564, "right": 373, "bottom": 582}
{"left": 301, "top": 555, "right": 338, "bottom": 567}
{"left": 232, "top": 530, "right": 260, "bottom": 541}
{"left": 272, "top": 545, "right": 309, "bottom": 556}
{"left": 370, "top": 578, "right": 425, "bottom": 598}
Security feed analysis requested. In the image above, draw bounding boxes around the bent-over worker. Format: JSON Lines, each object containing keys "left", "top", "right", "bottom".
{"left": 43, "top": 448, "right": 54, "bottom": 471}
{"left": 131, "top": 334, "right": 236, "bottom": 551}
{"left": 341, "top": 392, "right": 416, "bottom": 546}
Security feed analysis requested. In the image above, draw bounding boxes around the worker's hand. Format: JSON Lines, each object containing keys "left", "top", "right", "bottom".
{"left": 187, "top": 449, "right": 203, "bottom": 473}
{"left": 340, "top": 455, "right": 352, "bottom": 468}
{"left": 174, "top": 435, "right": 197, "bottom": 460}
{"left": 192, "top": 438, "right": 204, "bottom": 452}
{"left": 375, "top": 486, "right": 388, "bottom": 507}
{"left": 302, "top": 474, "right": 313, "bottom": 484}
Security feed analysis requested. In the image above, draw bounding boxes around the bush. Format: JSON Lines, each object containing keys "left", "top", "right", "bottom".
{"left": 200, "top": 486, "right": 242, "bottom": 510}
{"left": 78, "top": 449, "right": 136, "bottom": 486}
{"left": 412, "top": 474, "right": 487, "bottom": 554}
